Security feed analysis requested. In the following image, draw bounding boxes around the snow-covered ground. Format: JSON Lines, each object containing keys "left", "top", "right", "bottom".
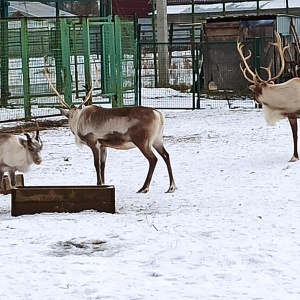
{"left": 1, "top": 107, "right": 300, "bottom": 299}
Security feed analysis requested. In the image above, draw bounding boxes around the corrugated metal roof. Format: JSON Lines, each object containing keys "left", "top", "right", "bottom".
{"left": 8, "top": 1, "right": 75, "bottom": 17}
{"left": 167, "top": 0, "right": 257, "bottom": 4}
{"left": 277, "top": 14, "right": 300, "bottom": 37}
{"left": 167, "top": 0, "right": 300, "bottom": 14}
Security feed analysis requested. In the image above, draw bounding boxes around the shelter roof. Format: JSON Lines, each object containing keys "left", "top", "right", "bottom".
{"left": 167, "top": 0, "right": 300, "bottom": 14}
{"left": 8, "top": 1, "right": 75, "bottom": 17}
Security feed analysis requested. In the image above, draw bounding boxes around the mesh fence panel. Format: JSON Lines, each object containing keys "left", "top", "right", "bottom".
{"left": 139, "top": 42, "right": 197, "bottom": 109}
{"left": 0, "top": 16, "right": 135, "bottom": 122}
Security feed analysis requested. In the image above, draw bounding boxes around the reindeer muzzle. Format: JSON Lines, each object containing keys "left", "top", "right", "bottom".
{"left": 34, "top": 157, "right": 42, "bottom": 165}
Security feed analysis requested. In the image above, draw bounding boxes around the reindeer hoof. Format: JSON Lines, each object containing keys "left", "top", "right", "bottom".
{"left": 137, "top": 187, "right": 149, "bottom": 193}
{"left": 289, "top": 156, "right": 299, "bottom": 162}
{"left": 165, "top": 184, "right": 177, "bottom": 193}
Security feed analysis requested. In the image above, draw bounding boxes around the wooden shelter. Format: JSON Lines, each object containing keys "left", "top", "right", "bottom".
{"left": 201, "top": 14, "right": 300, "bottom": 92}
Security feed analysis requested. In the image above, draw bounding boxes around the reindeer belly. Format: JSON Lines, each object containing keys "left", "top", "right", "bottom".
{"left": 99, "top": 132, "right": 136, "bottom": 150}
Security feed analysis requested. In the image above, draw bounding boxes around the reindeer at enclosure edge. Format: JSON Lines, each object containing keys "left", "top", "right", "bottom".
{"left": 237, "top": 31, "right": 300, "bottom": 162}
{"left": 45, "top": 74, "right": 177, "bottom": 193}
{"left": 0, "top": 130, "right": 43, "bottom": 192}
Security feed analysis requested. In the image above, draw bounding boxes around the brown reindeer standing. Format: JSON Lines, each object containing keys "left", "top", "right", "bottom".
{"left": 45, "top": 74, "right": 176, "bottom": 193}
{"left": 237, "top": 31, "right": 300, "bottom": 162}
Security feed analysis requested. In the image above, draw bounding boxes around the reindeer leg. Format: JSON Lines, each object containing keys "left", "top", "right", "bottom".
{"left": 136, "top": 145, "right": 158, "bottom": 193}
{"left": 153, "top": 144, "right": 177, "bottom": 193}
{"left": 84, "top": 135, "right": 105, "bottom": 185}
{"left": 0, "top": 171, "right": 4, "bottom": 191}
{"left": 8, "top": 171, "right": 16, "bottom": 187}
{"left": 288, "top": 117, "right": 299, "bottom": 162}
{"left": 100, "top": 146, "right": 107, "bottom": 185}
{"left": 89, "top": 144, "right": 102, "bottom": 185}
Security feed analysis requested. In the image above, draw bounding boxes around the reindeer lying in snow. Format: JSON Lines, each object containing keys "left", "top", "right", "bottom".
{"left": 45, "top": 75, "right": 177, "bottom": 193}
{"left": 237, "top": 31, "right": 300, "bottom": 162}
{"left": 0, "top": 130, "right": 43, "bottom": 192}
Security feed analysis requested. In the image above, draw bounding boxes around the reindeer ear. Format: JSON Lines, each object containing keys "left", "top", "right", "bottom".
{"left": 59, "top": 108, "right": 70, "bottom": 118}
{"left": 18, "top": 137, "right": 27, "bottom": 148}
{"left": 249, "top": 85, "right": 256, "bottom": 92}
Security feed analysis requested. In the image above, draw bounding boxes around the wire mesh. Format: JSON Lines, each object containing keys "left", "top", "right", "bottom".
{"left": 0, "top": 16, "right": 136, "bottom": 122}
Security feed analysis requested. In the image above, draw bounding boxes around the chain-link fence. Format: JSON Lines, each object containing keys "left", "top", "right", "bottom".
{"left": 0, "top": 16, "right": 136, "bottom": 122}
{"left": 138, "top": 41, "right": 252, "bottom": 109}
{"left": 138, "top": 38, "right": 289, "bottom": 109}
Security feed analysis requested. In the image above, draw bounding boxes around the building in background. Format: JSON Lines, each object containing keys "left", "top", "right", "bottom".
{"left": 112, "top": 0, "right": 152, "bottom": 18}
{"left": 8, "top": 1, "right": 74, "bottom": 17}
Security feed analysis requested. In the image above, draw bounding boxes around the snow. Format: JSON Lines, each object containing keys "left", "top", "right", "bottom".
{"left": 1, "top": 106, "right": 300, "bottom": 299}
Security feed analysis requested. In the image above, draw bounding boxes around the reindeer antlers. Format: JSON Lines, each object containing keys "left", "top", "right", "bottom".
{"left": 43, "top": 56, "right": 93, "bottom": 109}
{"left": 237, "top": 31, "right": 288, "bottom": 84}
{"left": 78, "top": 84, "right": 94, "bottom": 109}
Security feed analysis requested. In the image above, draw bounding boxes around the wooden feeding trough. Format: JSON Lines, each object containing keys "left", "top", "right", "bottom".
{"left": 11, "top": 184, "right": 115, "bottom": 217}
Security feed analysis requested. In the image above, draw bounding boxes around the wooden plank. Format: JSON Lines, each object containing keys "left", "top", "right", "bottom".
{"left": 1, "top": 174, "right": 24, "bottom": 195}
{"left": 2, "top": 176, "right": 11, "bottom": 195}
{"left": 11, "top": 185, "right": 115, "bottom": 216}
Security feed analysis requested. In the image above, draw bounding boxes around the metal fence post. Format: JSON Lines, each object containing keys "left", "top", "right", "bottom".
{"left": 0, "top": 19, "right": 9, "bottom": 107}
{"left": 82, "top": 17, "right": 92, "bottom": 104}
{"left": 20, "top": 18, "right": 31, "bottom": 120}
{"left": 60, "top": 18, "right": 72, "bottom": 106}
{"left": 114, "top": 15, "right": 123, "bottom": 107}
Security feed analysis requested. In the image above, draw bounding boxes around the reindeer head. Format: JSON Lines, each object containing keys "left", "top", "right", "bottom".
{"left": 237, "top": 31, "right": 288, "bottom": 103}
{"left": 20, "top": 127, "right": 43, "bottom": 165}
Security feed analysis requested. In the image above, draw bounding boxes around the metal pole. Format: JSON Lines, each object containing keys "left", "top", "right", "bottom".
{"left": 151, "top": 0, "right": 158, "bottom": 87}
{"left": 0, "top": 0, "right": 9, "bottom": 106}
{"left": 0, "top": 0, "right": 9, "bottom": 18}
{"left": 156, "top": 0, "right": 169, "bottom": 87}
{"left": 55, "top": 1, "right": 59, "bottom": 17}
{"left": 192, "top": 0, "right": 196, "bottom": 109}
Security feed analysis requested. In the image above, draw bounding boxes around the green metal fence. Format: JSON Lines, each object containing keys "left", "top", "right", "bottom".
{"left": 0, "top": 15, "right": 136, "bottom": 122}
{"left": 1, "top": 16, "right": 286, "bottom": 120}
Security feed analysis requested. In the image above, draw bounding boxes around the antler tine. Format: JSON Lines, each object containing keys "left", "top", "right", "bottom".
{"left": 268, "top": 31, "right": 286, "bottom": 82}
{"left": 237, "top": 40, "right": 258, "bottom": 83}
{"left": 78, "top": 84, "right": 94, "bottom": 109}
{"left": 44, "top": 72, "right": 71, "bottom": 109}
{"left": 259, "top": 60, "right": 273, "bottom": 82}
{"left": 240, "top": 64, "right": 256, "bottom": 84}
{"left": 33, "top": 119, "right": 40, "bottom": 140}
{"left": 43, "top": 59, "right": 71, "bottom": 109}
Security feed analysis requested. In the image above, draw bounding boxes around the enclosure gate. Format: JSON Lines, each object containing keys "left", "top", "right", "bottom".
{"left": 138, "top": 42, "right": 202, "bottom": 109}
{"left": 0, "top": 16, "right": 137, "bottom": 122}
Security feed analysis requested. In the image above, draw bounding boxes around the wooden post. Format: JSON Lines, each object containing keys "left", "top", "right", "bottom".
{"left": 1, "top": 174, "right": 24, "bottom": 195}
{"left": 2, "top": 176, "right": 11, "bottom": 195}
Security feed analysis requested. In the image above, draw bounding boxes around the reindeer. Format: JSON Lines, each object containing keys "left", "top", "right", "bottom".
{"left": 45, "top": 76, "right": 176, "bottom": 193}
{"left": 0, "top": 129, "right": 43, "bottom": 192}
{"left": 237, "top": 31, "right": 300, "bottom": 162}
